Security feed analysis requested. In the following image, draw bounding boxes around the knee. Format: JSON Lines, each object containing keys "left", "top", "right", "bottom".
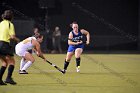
{"left": 66, "top": 54, "right": 73, "bottom": 62}
{"left": 9, "top": 60, "right": 15, "bottom": 65}
{"left": 2, "top": 62, "right": 8, "bottom": 67}
{"left": 75, "top": 53, "right": 81, "bottom": 58}
{"left": 7, "top": 56, "right": 15, "bottom": 65}
{"left": 65, "top": 58, "right": 71, "bottom": 62}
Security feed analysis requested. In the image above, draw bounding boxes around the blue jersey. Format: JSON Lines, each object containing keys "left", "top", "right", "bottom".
{"left": 67, "top": 30, "right": 84, "bottom": 52}
{"left": 71, "top": 31, "right": 83, "bottom": 42}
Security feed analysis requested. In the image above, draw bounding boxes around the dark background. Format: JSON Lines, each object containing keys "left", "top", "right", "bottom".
{"left": 0, "top": 0, "right": 139, "bottom": 53}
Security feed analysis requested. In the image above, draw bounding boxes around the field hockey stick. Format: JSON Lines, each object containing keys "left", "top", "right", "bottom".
{"left": 38, "top": 54, "right": 64, "bottom": 74}
{"left": 45, "top": 60, "right": 64, "bottom": 74}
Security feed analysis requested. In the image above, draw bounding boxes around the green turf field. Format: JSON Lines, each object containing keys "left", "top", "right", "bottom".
{"left": 0, "top": 54, "right": 140, "bottom": 93}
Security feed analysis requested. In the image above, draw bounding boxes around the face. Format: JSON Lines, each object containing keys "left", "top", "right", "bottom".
{"left": 37, "top": 36, "right": 43, "bottom": 43}
{"left": 3, "top": 10, "right": 13, "bottom": 21}
{"left": 55, "top": 27, "right": 59, "bottom": 31}
{"left": 72, "top": 24, "right": 78, "bottom": 33}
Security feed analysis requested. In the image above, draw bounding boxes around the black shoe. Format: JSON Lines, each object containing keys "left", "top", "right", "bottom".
{"left": 5, "top": 78, "right": 17, "bottom": 85}
{"left": 61, "top": 70, "right": 65, "bottom": 74}
{"left": 0, "top": 80, "right": 7, "bottom": 85}
{"left": 19, "top": 70, "right": 28, "bottom": 74}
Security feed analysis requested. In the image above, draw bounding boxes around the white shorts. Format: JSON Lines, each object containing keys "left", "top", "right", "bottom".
{"left": 15, "top": 43, "right": 29, "bottom": 57}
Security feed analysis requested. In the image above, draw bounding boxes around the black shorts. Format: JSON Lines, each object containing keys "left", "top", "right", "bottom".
{"left": 0, "top": 41, "right": 14, "bottom": 56}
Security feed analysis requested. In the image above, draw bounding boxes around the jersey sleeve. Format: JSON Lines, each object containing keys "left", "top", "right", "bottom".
{"left": 9, "top": 23, "right": 15, "bottom": 36}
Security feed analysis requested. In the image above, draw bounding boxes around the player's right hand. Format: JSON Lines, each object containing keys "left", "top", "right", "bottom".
{"left": 36, "top": 51, "right": 40, "bottom": 56}
{"left": 77, "top": 41, "right": 83, "bottom": 45}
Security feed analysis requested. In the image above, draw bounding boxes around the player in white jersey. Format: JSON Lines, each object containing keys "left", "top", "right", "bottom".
{"left": 15, "top": 34, "right": 46, "bottom": 74}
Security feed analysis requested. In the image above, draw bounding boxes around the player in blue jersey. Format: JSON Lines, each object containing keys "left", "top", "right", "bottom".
{"left": 63, "top": 22, "right": 90, "bottom": 73}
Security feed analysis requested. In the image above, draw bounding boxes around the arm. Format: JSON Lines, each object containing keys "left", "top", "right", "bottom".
{"left": 81, "top": 29, "right": 90, "bottom": 45}
{"left": 32, "top": 40, "right": 46, "bottom": 60}
{"left": 10, "top": 35, "right": 20, "bottom": 42}
{"left": 9, "top": 23, "right": 20, "bottom": 42}
{"left": 68, "top": 32, "right": 82, "bottom": 45}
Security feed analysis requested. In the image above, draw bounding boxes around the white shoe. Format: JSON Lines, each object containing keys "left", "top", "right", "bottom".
{"left": 76, "top": 66, "right": 80, "bottom": 72}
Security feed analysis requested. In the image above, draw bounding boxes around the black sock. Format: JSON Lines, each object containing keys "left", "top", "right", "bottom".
{"left": 0, "top": 66, "right": 6, "bottom": 80}
{"left": 76, "top": 58, "right": 81, "bottom": 67}
{"left": 7, "top": 65, "right": 14, "bottom": 79}
{"left": 64, "top": 60, "right": 69, "bottom": 70}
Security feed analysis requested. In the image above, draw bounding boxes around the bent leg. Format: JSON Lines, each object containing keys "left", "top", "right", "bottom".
{"left": 20, "top": 53, "right": 35, "bottom": 73}
{"left": 63, "top": 52, "right": 74, "bottom": 73}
